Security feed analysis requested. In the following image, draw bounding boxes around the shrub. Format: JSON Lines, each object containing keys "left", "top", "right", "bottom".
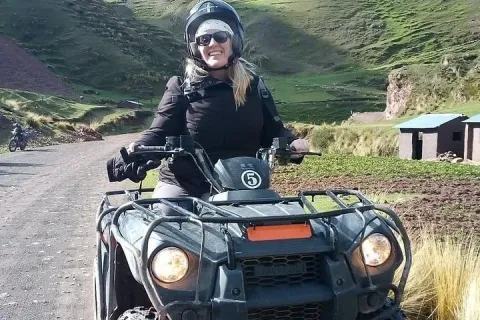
{"left": 309, "top": 125, "right": 336, "bottom": 151}
{"left": 396, "top": 227, "right": 480, "bottom": 320}
{"left": 291, "top": 123, "right": 399, "bottom": 157}
{"left": 54, "top": 121, "right": 76, "bottom": 131}
{"left": 25, "top": 112, "right": 53, "bottom": 129}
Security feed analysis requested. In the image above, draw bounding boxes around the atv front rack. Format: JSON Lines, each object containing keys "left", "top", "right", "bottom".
{"left": 96, "top": 188, "right": 411, "bottom": 320}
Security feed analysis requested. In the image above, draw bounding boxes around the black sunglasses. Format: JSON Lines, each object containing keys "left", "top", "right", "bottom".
{"left": 195, "top": 31, "right": 231, "bottom": 46}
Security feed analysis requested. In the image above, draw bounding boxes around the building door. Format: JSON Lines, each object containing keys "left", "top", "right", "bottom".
{"left": 412, "top": 131, "right": 423, "bottom": 160}
{"left": 466, "top": 125, "right": 473, "bottom": 160}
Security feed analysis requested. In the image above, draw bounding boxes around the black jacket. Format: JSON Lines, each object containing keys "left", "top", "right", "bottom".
{"left": 133, "top": 74, "right": 298, "bottom": 196}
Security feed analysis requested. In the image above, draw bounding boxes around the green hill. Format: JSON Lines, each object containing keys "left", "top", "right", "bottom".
{"left": 1, "top": 0, "right": 479, "bottom": 125}
{"left": 125, "top": 0, "right": 480, "bottom": 123}
{"left": 0, "top": 88, "right": 154, "bottom": 152}
{"left": 0, "top": 0, "right": 184, "bottom": 97}
{"left": 130, "top": 0, "right": 479, "bottom": 68}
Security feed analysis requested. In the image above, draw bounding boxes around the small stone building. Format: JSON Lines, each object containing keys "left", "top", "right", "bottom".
{"left": 463, "top": 114, "right": 480, "bottom": 162}
{"left": 394, "top": 114, "right": 468, "bottom": 160}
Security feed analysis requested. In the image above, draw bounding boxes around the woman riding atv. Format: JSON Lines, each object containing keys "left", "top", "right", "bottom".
{"left": 107, "top": 0, "right": 309, "bottom": 214}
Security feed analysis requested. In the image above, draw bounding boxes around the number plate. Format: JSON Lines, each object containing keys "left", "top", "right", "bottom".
{"left": 247, "top": 224, "right": 312, "bottom": 241}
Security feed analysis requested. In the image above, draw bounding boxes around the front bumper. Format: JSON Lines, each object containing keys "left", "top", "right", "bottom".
{"left": 158, "top": 263, "right": 339, "bottom": 320}
{"left": 153, "top": 262, "right": 338, "bottom": 320}
{"left": 154, "top": 299, "right": 332, "bottom": 320}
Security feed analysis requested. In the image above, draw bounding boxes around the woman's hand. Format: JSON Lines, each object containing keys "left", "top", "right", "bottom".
{"left": 290, "top": 138, "right": 310, "bottom": 159}
{"left": 126, "top": 142, "right": 138, "bottom": 153}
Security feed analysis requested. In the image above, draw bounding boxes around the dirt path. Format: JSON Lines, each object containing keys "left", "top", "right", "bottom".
{"left": 0, "top": 134, "right": 139, "bottom": 320}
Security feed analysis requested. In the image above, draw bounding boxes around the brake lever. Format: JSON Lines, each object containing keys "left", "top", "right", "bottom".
{"left": 292, "top": 151, "right": 323, "bottom": 157}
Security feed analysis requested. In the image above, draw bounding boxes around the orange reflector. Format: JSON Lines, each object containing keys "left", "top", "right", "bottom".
{"left": 247, "top": 224, "right": 312, "bottom": 242}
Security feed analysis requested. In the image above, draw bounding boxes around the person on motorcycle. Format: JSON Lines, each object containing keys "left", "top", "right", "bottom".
{"left": 107, "top": 0, "right": 309, "bottom": 213}
{"left": 12, "top": 123, "right": 24, "bottom": 137}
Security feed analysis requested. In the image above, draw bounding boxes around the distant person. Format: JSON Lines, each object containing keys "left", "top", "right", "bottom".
{"left": 12, "top": 122, "right": 24, "bottom": 137}
{"left": 107, "top": 0, "right": 309, "bottom": 211}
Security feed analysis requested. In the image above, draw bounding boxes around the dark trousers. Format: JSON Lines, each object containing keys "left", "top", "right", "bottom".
{"left": 151, "top": 181, "right": 191, "bottom": 216}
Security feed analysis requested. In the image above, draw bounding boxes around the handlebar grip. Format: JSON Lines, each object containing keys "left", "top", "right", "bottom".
{"left": 119, "top": 145, "right": 173, "bottom": 164}
{"left": 136, "top": 146, "right": 167, "bottom": 151}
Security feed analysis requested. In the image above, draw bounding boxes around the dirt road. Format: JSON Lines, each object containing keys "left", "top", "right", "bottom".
{"left": 0, "top": 134, "right": 139, "bottom": 320}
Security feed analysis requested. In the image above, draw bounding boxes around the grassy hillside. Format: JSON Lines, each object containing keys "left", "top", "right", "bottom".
{"left": 0, "top": 0, "right": 184, "bottom": 97}
{"left": 237, "top": 0, "right": 479, "bottom": 69}
{"left": 288, "top": 99, "right": 480, "bottom": 158}
{"left": 1, "top": 0, "right": 479, "bottom": 125}
{"left": 119, "top": 0, "right": 480, "bottom": 123}
{"left": 0, "top": 88, "right": 153, "bottom": 151}
{"left": 386, "top": 52, "right": 480, "bottom": 118}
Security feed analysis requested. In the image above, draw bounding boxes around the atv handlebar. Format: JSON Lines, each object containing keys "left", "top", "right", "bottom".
{"left": 120, "top": 136, "right": 322, "bottom": 166}
{"left": 256, "top": 138, "right": 322, "bottom": 167}
{"left": 116, "top": 135, "right": 322, "bottom": 192}
{"left": 120, "top": 135, "right": 198, "bottom": 164}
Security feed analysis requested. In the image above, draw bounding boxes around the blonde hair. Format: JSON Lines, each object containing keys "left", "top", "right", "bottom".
{"left": 184, "top": 57, "right": 257, "bottom": 108}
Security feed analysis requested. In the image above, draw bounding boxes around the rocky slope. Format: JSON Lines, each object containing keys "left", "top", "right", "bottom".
{"left": 0, "top": 36, "right": 75, "bottom": 98}
{"left": 385, "top": 53, "right": 480, "bottom": 118}
{"left": 0, "top": 0, "right": 183, "bottom": 97}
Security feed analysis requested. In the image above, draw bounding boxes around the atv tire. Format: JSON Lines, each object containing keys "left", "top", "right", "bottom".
{"left": 357, "top": 298, "right": 406, "bottom": 320}
{"left": 8, "top": 139, "right": 17, "bottom": 152}
{"left": 118, "top": 307, "right": 158, "bottom": 320}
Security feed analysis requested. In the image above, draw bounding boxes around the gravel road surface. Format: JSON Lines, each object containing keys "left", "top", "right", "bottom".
{"left": 0, "top": 134, "right": 140, "bottom": 320}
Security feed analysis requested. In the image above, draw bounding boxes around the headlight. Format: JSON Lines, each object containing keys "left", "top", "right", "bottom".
{"left": 151, "top": 247, "right": 189, "bottom": 283}
{"left": 361, "top": 233, "right": 392, "bottom": 267}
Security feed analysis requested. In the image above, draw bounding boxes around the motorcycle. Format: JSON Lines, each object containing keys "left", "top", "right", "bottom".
{"left": 8, "top": 127, "right": 30, "bottom": 152}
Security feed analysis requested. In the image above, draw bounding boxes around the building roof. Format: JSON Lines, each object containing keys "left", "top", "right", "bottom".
{"left": 125, "top": 100, "right": 143, "bottom": 105}
{"left": 394, "top": 114, "right": 466, "bottom": 129}
{"left": 463, "top": 114, "right": 480, "bottom": 123}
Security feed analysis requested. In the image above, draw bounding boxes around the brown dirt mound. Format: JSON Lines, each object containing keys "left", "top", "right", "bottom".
{"left": 0, "top": 36, "right": 75, "bottom": 98}
{"left": 346, "top": 111, "right": 386, "bottom": 124}
{"left": 272, "top": 176, "right": 480, "bottom": 236}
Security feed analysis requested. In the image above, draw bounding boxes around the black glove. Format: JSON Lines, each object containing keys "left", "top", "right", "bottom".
{"left": 107, "top": 155, "right": 159, "bottom": 183}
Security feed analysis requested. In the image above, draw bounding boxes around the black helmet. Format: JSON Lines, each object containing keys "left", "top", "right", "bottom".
{"left": 184, "top": 0, "right": 245, "bottom": 69}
